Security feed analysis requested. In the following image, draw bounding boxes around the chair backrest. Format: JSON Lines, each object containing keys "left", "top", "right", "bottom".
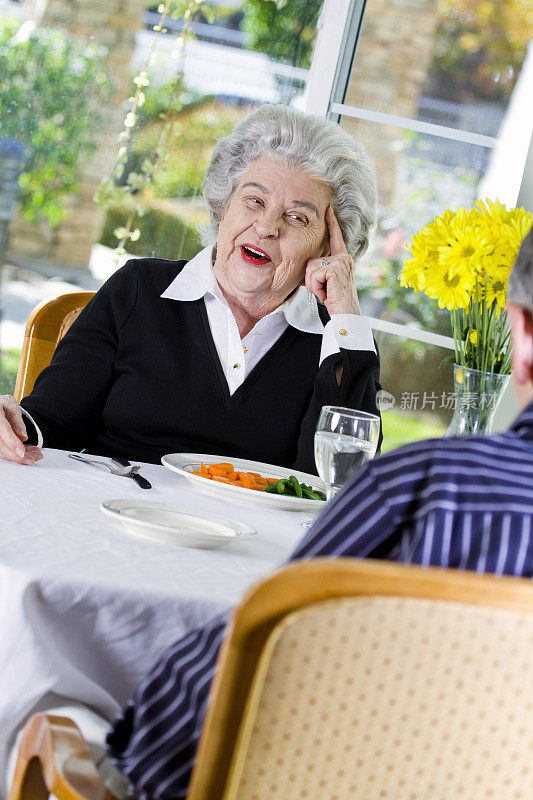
{"left": 14, "top": 291, "right": 95, "bottom": 402}
{"left": 10, "top": 560, "right": 533, "bottom": 800}
{"left": 188, "top": 558, "right": 533, "bottom": 800}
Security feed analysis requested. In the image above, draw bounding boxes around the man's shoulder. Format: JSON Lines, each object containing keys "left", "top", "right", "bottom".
{"left": 372, "top": 431, "right": 508, "bottom": 477}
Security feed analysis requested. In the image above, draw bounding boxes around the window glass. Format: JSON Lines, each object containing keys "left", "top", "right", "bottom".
{"left": 374, "top": 332, "right": 452, "bottom": 451}
{"left": 339, "top": 0, "right": 531, "bottom": 449}
{"left": 0, "top": 0, "right": 323, "bottom": 389}
{"left": 343, "top": 0, "right": 532, "bottom": 137}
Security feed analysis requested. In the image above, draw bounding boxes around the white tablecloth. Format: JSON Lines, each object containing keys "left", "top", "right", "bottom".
{"left": 0, "top": 449, "right": 308, "bottom": 798}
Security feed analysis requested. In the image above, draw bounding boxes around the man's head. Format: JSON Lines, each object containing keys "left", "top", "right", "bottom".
{"left": 507, "top": 227, "right": 533, "bottom": 407}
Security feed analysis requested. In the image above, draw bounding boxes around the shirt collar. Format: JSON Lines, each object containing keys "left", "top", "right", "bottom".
{"left": 509, "top": 398, "right": 533, "bottom": 440}
{"left": 160, "top": 245, "right": 325, "bottom": 335}
{"left": 160, "top": 246, "right": 215, "bottom": 301}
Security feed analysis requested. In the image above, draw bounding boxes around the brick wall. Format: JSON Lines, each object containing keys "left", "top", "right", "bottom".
{"left": 342, "top": 0, "right": 438, "bottom": 206}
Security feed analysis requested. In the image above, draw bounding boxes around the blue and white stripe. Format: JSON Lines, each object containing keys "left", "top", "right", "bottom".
{"left": 107, "top": 402, "right": 533, "bottom": 800}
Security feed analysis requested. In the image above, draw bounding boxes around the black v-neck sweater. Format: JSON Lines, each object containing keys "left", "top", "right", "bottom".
{"left": 21, "top": 258, "right": 381, "bottom": 473}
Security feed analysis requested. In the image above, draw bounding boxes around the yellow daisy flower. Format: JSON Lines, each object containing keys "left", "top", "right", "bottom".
{"left": 425, "top": 264, "right": 475, "bottom": 310}
{"left": 406, "top": 231, "right": 434, "bottom": 260}
{"left": 438, "top": 224, "right": 490, "bottom": 275}
{"left": 400, "top": 258, "right": 426, "bottom": 292}
{"left": 480, "top": 240, "right": 515, "bottom": 279}
{"left": 506, "top": 211, "right": 533, "bottom": 255}
{"left": 476, "top": 198, "right": 511, "bottom": 225}
{"left": 485, "top": 272, "right": 508, "bottom": 310}
{"left": 423, "top": 210, "right": 456, "bottom": 246}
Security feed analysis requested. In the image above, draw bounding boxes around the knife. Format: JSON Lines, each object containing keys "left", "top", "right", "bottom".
{"left": 112, "top": 457, "right": 152, "bottom": 489}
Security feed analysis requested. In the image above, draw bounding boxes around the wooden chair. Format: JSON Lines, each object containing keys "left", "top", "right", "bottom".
{"left": 13, "top": 291, "right": 95, "bottom": 402}
{"left": 9, "top": 558, "right": 533, "bottom": 800}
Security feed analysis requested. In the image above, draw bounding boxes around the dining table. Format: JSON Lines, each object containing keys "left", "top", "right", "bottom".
{"left": 0, "top": 448, "right": 314, "bottom": 799}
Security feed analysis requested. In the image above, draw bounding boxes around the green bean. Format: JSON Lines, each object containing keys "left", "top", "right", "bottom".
{"left": 264, "top": 477, "right": 326, "bottom": 500}
{"left": 302, "top": 486, "right": 322, "bottom": 501}
{"left": 289, "top": 475, "right": 303, "bottom": 498}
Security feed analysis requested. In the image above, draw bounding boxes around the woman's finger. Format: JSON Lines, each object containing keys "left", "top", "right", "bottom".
{"left": 0, "top": 438, "right": 36, "bottom": 464}
{"left": 327, "top": 206, "right": 348, "bottom": 256}
{"left": 305, "top": 269, "right": 327, "bottom": 303}
{"left": 306, "top": 255, "right": 350, "bottom": 288}
{"left": 24, "top": 445, "right": 43, "bottom": 463}
{"left": 305, "top": 252, "right": 360, "bottom": 315}
{"left": 0, "top": 395, "right": 30, "bottom": 461}
{"left": 1, "top": 395, "right": 28, "bottom": 440}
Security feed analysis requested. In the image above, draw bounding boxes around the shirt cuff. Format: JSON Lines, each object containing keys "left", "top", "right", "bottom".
{"left": 20, "top": 408, "right": 44, "bottom": 448}
{"left": 321, "top": 315, "right": 376, "bottom": 361}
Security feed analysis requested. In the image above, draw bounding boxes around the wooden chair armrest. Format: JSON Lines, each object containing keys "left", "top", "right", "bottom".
{"left": 8, "top": 713, "right": 115, "bottom": 800}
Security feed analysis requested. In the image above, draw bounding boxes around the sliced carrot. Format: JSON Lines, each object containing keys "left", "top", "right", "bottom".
{"left": 236, "top": 472, "right": 252, "bottom": 489}
{"left": 208, "top": 464, "right": 232, "bottom": 477}
{"left": 194, "top": 462, "right": 281, "bottom": 492}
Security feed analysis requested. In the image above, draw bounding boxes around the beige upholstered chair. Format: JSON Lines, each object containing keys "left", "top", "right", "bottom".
{"left": 9, "top": 558, "right": 533, "bottom": 800}
{"left": 14, "top": 291, "right": 95, "bottom": 402}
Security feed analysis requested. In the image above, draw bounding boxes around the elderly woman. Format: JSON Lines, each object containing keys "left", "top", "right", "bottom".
{"left": 0, "top": 104, "right": 380, "bottom": 473}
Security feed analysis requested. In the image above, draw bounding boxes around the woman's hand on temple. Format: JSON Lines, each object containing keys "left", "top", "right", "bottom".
{"left": 0, "top": 395, "right": 43, "bottom": 465}
{"left": 304, "top": 206, "right": 361, "bottom": 316}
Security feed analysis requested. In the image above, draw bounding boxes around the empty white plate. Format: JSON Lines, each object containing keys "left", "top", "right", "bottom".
{"left": 100, "top": 499, "right": 256, "bottom": 549}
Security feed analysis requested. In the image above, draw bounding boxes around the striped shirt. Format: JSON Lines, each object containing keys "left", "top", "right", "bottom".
{"left": 106, "top": 401, "right": 533, "bottom": 800}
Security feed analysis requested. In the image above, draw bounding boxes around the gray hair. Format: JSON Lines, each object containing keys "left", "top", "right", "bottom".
{"left": 507, "top": 226, "right": 533, "bottom": 312}
{"left": 201, "top": 104, "right": 377, "bottom": 260}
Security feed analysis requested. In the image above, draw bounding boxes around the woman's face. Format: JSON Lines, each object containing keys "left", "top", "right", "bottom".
{"left": 213, "top": 158, "right": 331, "bottom": 307}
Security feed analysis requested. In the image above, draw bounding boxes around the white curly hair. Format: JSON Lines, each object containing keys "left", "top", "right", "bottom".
{"left": 201, "top": 103, "right": 377, "bottom": 261}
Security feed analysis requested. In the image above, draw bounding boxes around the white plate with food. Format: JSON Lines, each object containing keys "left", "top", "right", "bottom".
{"left": 100, "top": 499, "right": 256, "bottom": 548}
{"left": 161, "top": 453, "right": 327, "bottom": 512}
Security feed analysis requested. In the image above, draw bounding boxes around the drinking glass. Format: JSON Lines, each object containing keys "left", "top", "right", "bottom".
{"left": 314, "top": 406, "right": 380, "bottom": 502}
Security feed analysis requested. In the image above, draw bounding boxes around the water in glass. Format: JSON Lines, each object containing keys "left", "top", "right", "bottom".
{"left": 314, "top": 406, "right": 380, "bottom": 502}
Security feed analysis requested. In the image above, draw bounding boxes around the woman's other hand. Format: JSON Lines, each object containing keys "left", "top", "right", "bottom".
{"left": 0, "top": 395, "right": 43, "bottom": 465}
{"left": 305, "top": 206, "right": 361, "bottom": 316}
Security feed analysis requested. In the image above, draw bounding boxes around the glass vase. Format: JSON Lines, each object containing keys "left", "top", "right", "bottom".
{"left": 445, "top": 364, "right": 511, "bottom": 438}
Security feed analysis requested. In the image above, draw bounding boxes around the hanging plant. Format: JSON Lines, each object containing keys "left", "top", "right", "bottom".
{"left": 96, "top": 0, "right": 207, "bottom": 255}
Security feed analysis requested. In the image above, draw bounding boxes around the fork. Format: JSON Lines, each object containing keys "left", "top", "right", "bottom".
{"left": 68, "top": 453, "right": 147, "bottom": 486}
{"left": 111, "top": 456, "right": 152, "bottom": 489}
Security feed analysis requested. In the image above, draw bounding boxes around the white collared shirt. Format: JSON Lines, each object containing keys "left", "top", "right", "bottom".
{"left": 161, "top": 246, "right": 375, "bottom": 395}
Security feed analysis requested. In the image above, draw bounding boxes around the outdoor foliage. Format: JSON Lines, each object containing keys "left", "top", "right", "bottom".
{"left": 0, "top": 349, "right": 19, "bottom": 395}
{"left": 242, "top": 0, "right": 321, "bottom": 68}
{"left": 99, "top": 203, "right": 201, "bottom": 261}
{"left": 131, "top": 98, "right": 252, "bottom": 200}
{"left": 0, "top": 18, "right": 109, "bottom": 226}
{"left": 430, "top": 0, "right": 533, "bottom": 102}
{"left": 381, "top": 410, "right": 446, "bottom": 453}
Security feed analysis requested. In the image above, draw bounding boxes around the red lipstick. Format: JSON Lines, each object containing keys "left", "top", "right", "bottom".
{"left": 240, "top": 244, "right": 271, "bottom": 265}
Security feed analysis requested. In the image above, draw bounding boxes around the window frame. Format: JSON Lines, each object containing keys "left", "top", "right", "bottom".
{"left": 305, "top": 0, "right": 532, "bottom": 357}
